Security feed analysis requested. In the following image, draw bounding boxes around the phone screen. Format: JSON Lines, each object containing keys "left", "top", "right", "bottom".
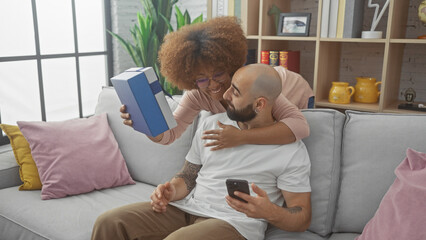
{"left": 226, "top": 179, "right": 250, "bottom": 203}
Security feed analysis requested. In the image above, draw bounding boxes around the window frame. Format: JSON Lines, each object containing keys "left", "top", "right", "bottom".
{"left": 0, "top": 0, "right": 113, "bottom": 146}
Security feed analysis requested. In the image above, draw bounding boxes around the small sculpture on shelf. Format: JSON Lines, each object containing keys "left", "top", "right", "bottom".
{"left": 361, "top": 0, "right": 390, "bottom": 39}
{"left": 404, "top": 87, "right": 416, "bottom": 105}
{"left": 398, "top": 88, "right": 426, "bottom": 112}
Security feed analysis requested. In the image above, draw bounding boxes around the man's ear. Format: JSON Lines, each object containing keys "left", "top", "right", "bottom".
{"left": 255, "top": 97, "right": 268, "bottom": 112}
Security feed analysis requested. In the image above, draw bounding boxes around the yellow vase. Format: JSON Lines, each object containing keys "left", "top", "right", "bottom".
{"left": 329, "top": 82, "right": 355, "bottom": 104}
{"left": 354, "top": 77, "right": 381, "bottom": 103}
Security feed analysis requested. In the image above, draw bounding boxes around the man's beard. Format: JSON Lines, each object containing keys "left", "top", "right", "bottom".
{"left": 226, "top": 102, "right": 257, "bottom": 122}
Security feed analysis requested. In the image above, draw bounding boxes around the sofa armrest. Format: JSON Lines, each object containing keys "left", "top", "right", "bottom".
{"left": 0, "top": 145, "right": 22, "bottom": 189}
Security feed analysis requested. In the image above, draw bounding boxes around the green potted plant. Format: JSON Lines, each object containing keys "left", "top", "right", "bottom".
{"left": 108, "top": 0, "right": 203, "bottom": 95}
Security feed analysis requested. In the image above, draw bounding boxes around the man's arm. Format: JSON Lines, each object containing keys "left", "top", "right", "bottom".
{"left": 267, "top": 190, "right": 311, "bottom": 232}
{"left": 226, "top": 184, "right": 311, "bottom": 232}
{"left": 169, "top": 160, "right": 202, "bottom": 201}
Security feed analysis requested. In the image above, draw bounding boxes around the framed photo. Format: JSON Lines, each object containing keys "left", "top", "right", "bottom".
{"left": 277, "top": 13, "right": 311, "bottom": 36}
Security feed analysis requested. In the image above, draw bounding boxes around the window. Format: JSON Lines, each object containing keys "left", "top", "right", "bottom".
{"left": 0, "top": 0, "right": 113, "bottom": 145}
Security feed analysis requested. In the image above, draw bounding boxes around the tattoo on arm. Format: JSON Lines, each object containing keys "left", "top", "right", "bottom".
{"left": 286, "top": 206, "right": 302, "bottom": 214}
{"left": 283, "top": 201, "right": 302, "bottom": 214}
{"left": 174, "top": 161, "right": 202, "bottom": 192}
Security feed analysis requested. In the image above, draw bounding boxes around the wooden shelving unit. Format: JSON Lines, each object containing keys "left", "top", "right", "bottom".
{"left": 208, "top": 0, "right": 426, "bottom": 114}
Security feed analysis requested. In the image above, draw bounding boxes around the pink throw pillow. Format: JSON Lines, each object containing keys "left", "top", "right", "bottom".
{"left": 356, "top": 148, "right": 426, "bottom": 240}
{"left": 18, "top": 113, "right": 135, "bottom": 200}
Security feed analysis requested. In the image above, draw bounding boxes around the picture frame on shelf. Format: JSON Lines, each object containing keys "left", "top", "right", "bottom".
{"left": 277, "top": 13, "right": 311, "bottom": 36}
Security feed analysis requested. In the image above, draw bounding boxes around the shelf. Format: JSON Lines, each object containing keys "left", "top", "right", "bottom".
{"left": 382, "top": 100, "right": 426, "bottom": 114}
{"left": 389, "top": 39, "right": 426, "bottom": 44}
{"left": 315, "top": 100, "right": 379, "bottom": 112}
{"left": 261, "top": 36, "right": 317, "bottom": 41}
{"left": 319, "top": 38, "right": 387, "bottom": 43}
{"left": 246, "top": 35, "right": 260, "bottom": 40}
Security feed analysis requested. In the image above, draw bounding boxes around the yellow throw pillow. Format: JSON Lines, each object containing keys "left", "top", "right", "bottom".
{"left": 0, "top": 124, "right": 42, "bottom": 190}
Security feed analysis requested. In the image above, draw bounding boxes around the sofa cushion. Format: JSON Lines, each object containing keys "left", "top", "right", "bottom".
{"left": 333, "top": 111, "right": 426, "bottom": 233}
{"left": 95, "top": 87, "right": 198, "bottom": 186}
{"left": 265, "top": 225, "right": 326, "bottom": 240}
{"left": 356, "top": 148, "right": 426, "bottom": 240}
{"left": 0, "top": 124, "right": 42, "bottom": 190}
{"left": 17, "top": 113, "right": 135, "bottom": 200}
{"left": 0, "top": 182, "right": 155, "bottom": 240}
{"left": 0, "top": 146, "right": 22, "bottom": 189}
{"left": 328, "top": 233, "right": 360, "bottom": 240}
{"left": 300, "top": 109, "right": 345, "bottom": 237}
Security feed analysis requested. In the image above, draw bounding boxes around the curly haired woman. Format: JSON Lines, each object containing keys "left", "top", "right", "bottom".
{"left": 121, "top": 16, "right": 312, "bottom": 150}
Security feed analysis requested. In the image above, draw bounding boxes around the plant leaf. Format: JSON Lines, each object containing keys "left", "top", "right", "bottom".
{"left": 147, "top": 34, "right": 159, "bottom": 67}
{"left": 131, "top": 26, "right": 145, "bottom": 66}
{"left": 142, "top": 0, "right": 156, "bottom": 24}
{"left": 175, "top": 5, "right": 185, "bottom": 30}
{"left": 184, "top": 10, "right": 191, "bottom": 25}
{"left": 191, "top": 14, "right": 203, "bottom": 24}
{"left": 159, "top": 13, "right": 174, "bottom": 33}
{"left": 108, "top": 30, "right": 141, "bottom": 66}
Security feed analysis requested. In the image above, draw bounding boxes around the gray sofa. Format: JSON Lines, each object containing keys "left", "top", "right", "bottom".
{"left": 1, "top": 87, "right": 425, "bottom": 240}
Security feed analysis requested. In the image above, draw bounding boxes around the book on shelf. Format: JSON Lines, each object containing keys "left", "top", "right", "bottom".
{"left": 209, "top": 0, "right": 243, "bottom": 18}
{"left": 208, "top": 0, "right": 248, "bottom": 34}
{"left": 343, "top": 0, "right": 365, "bottom": 38}
{"left": 321, "top": 0, "right": 331, "bottom": 38}
{"left": 111, "top": 67, "right": 177, "bottom": 137}
{"left": 336, "top": 0, "right": 347, "bottom": 38}
{"left": 328, "top": 0, "right": 339, "bottom": 38}
{"left": 228, "top": 0, "right": 235, "bottom": 16}
{"left": 234, "top": 0, "right": 241, "bottom": 19}
{"left": 245, "top": 49, "right": 257, "bottom": 65}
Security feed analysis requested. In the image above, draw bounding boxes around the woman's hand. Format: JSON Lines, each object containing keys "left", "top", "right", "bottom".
{"left": 120, "top": 105, "right": 164, "bottom": 143}
{"left": 120, "top": 105, "right": 133, "bottom": 127}
{"left": 202, "top": 121, "right": 244, "bottom": 151}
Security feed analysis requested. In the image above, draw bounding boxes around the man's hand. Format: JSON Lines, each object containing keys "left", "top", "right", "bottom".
{"left": 150, "top": 182, "right": 176, "bottom": 213}
{"left": 225, "top": 183, "right": 273, "bottom": 219}
{"left": 227, "top": 183, "right": 312, "bottom": 232}
{"left": 202, "top": 121, "right": 243, "bottom": 151}
{"left": 120, "top": 105, "right": 133, "bottom": 127}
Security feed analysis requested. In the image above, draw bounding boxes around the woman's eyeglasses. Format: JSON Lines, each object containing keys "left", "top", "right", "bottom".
{"left": 195, "top": 72, "right": 227, "bottom": 89}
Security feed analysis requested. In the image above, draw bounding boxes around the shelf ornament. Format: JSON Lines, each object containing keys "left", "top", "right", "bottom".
{"left": 361, "top": 0, "right": 390, "bottom": 39}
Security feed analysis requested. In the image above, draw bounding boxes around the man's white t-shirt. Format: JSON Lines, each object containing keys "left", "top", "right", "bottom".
{"left": 170, "top": 113, "right": 311, "bottom": 240}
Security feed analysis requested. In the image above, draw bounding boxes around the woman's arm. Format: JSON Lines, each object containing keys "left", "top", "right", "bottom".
{"left": 120, "top": 91, "right": 202, "bottom": 145}
{"left": 203, "top": 120, "right": 295, "bottom": 150}
{"left": 203, "top": 95, "right": 309, "bottom": 150}
{"left": 158, "top": 91, "right": 204, "bottom": 145}
{"left": 271, "top": 94, "right": 310, "bottom": 141}
{"left": 239, "top": 121, "right": 296, "bottom": 144}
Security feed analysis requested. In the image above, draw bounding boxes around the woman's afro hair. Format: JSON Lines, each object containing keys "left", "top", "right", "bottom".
{"left": 158, "top": 16, "right": 248, "bottom": 90}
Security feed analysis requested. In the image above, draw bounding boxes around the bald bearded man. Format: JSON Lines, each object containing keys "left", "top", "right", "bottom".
{"left": 91, "top": 64, "right": 312, "bottom": 240}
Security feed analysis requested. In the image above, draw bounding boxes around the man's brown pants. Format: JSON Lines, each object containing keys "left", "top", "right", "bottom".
{"left": 91, "top": 202, "right": 245, "bottom": 240}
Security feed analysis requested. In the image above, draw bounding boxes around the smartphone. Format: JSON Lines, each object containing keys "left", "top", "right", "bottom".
{"left": 226, "top": 179, "right": 250, "bottom": 203}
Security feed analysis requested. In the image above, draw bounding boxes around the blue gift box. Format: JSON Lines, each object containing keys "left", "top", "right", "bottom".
{"left": 111, "top": 67, "right": 177, "bottom": 137}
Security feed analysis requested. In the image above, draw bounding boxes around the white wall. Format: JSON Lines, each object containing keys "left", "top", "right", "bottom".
{"left": 110, "top": 0, "right": 207, "bottom": 75}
